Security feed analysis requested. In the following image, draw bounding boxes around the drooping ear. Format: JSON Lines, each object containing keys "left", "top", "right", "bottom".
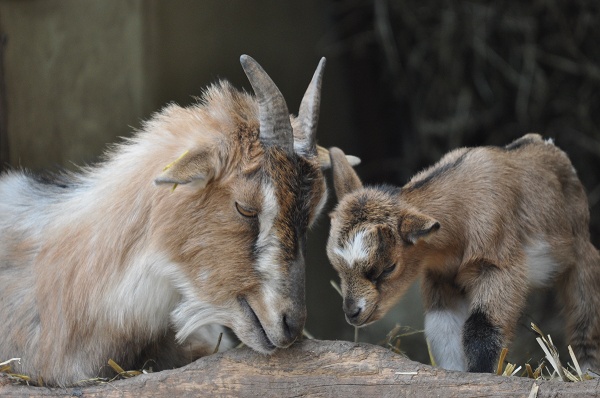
{"left": 318, "top": 145, "right": 360, "bottom": 169}
{"left": 329, "top": 147, "right": 363, "bottom": 199}
{"left": 399, "top": 210, "right": 440, "bottom": 244}
{"left": 154, "top": 148, "right": 217, "bottom": 189}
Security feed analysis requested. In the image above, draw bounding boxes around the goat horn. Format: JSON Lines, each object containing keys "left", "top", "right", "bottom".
{"left": 240, "top": 55, "right": 293, "bottom": 152}
{"left": 297, "top": 57, "right": 326, "bottom": 156}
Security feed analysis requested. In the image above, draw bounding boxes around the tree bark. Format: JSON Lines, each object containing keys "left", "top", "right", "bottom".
{"left": 0, "top": 339, "right": 598, "bottom": 397}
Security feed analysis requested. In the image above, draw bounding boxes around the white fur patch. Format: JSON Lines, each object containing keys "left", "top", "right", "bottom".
{"left": 106, "top": 251, "right": 180, "bottom": 335}
{"left": 357, "top": 297, "right": 366, "bottom": 311}
{"left": 255, "top": 183, "right": 281, "bottom": 280}
{"left": 108, "top": 251, "right": 230, "bottom": 345}
{"left": 424, "top": 300, "right": 469, "bottom": 371}
{"left": 171, "top": 298, "right": 231, "bottom": 344}
{"left": 258, "top": 183, "right": 278, "bottom": 242}
{"left": 259, "top": 278, "right": 281, "bottom": 336}
{"left": 182, "top": 323, "right": 236, "bottom": 352}
{"left": 162, "top": 262, "right": 231, "bottom": 343}
{"left": 525, "top": 239, "right": 560, "bottom": 288}
{"left": 333, "top": 230, "right": 369, "bottom": 268}
{"left": 254, "top": 182, "right": 284, "bottom": 331}
{"left": 0, "top": 174, "right": 62, "bottom": 235}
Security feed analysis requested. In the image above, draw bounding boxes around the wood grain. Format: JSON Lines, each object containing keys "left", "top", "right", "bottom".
{"left": 1, "top": 340, "right": 598, "bottom": 397}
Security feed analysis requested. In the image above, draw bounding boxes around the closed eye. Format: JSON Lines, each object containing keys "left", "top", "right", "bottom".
{"left": 235, "top": 202, "right": 258, "bottom": 218}
{"left": 380, "top": 263, "right": 396, "bottom": 278}
{"left": 365, "top": 268, "right": 379, "bottom": 283}
{"left": 366, "top": 263, "right": 396, "bottom": 283}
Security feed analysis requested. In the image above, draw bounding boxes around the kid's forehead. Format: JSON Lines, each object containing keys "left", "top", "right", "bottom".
{"left": 333, "top": 229, "right": 371, "bottom": 269}
{"left": 331, "top": 200, "right": 375, "bottom": 240}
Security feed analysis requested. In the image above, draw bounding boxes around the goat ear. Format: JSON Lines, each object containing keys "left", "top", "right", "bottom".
{"left": 154, "top": 149, "right": 215, "bottom": 189}
{"left": 329, "top": 147, "right": 363, "bottom": 199}
{"left": 318, "top": 145, "right": 360, "bottom": 169}
{"left": 399, "top": 211, "right": 440, "bottom": 244}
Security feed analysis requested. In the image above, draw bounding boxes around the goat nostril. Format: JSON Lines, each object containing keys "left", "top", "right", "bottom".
{"left": 347, "top": 306, "right": 361, "bottom": 319}
{"left": 343, "top": 298, "right": 361, "bottom": 319}
{"left": 283, "top": 314, "right": 291, "bottom": 339}
{"left": 283, "top": 314, "right": 300, "bottom": 341}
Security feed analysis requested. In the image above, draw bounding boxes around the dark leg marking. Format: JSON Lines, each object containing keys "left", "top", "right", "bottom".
{"left": 463, "top": 309, "right": 502, "bottom": 373}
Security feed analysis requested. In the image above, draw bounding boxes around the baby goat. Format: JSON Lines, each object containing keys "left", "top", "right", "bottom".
{"left": 0, "top": 55, "right": 354, "bottom": 386}
{"left": 327, "top": 134, "right": 600, "bottom": 373}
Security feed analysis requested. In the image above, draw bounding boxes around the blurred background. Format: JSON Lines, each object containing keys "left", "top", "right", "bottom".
{"left": 1, "top": 0, "right": 599, "bottom": 368}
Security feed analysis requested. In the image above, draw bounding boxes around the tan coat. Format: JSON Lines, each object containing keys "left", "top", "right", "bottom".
{"left": 327, "top": 134, "right": 600, "bottom": 373}
{"left": 0, "top": 56, "right": 335, "bottom": 386}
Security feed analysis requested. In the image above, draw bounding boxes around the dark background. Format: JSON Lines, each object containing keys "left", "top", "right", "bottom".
{"left": 2, "top": 0, "right": 599, "bottom": 368}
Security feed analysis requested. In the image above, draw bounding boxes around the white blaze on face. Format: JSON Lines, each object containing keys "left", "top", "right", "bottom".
{"left": 255, "top": 181, "right": 285, "bottom": 327}
{"left": 255, "top": 182, "right": 280, "bottom": 278}
{"left": 333, "top": 229, "right": 370, "bottom": 268}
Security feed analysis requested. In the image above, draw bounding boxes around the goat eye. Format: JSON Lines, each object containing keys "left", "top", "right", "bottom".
{"left": 365, "top": 269, "right": 378, "bottom": 282}
{"left": 380, "top": 263, "right": 396, "bottom": 278}
{"left": 366, "top": 263, "right": 396, "bottom": 284}
{"left": 235, "top": 202, "right": 258, "bottom": 218}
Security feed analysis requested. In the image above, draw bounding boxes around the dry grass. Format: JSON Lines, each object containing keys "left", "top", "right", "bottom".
{"left": 0, "top": 331, "right": 227, "bottom": 387}
{"left": 492, "top": 322, "right": 594, "bottom": 382}
{"left": 0, "top": 358, "right": 32, "bottom": 385}
{"left": 379, "top": 323, "right": 424, "bottom": 356}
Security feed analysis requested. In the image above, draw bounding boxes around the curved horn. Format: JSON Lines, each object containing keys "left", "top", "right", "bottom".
{"left": 240, "top": 55, "right": 293, "bottom": 152}
{"left": 297, "top": 57, "right": 326, "bottom": 156}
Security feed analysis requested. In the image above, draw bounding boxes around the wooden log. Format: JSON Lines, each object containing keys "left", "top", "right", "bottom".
{"left": 0, "top": 339, "right": 598, "bottom": 397}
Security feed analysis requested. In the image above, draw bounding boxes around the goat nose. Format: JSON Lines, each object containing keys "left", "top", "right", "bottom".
{"left": 343, "top": 298, "right": 362, "bottom": 320}
{"left": 282, "top": 313, "right": 303, "bottom": 343}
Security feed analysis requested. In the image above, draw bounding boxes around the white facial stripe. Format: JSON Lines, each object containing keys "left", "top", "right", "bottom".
{"left": 525, "top": 239, "right": 560, "bottom": 288}
{"left": 257, "top": 182, "right": 278, "bottom": 250}
{"left": 334, "top": 230, "right": 369, "bottom": 268}
{"left": 424, "top": 300, "right": 469, "bottom": 371}
{"left": 258, "top": 279, "right": 281, "bottom": 337}
{"left": 255, "top": 182, "right": 281, "bottom": 279}
{"left": 253, "top": 182, "right": 287, "bottom": 337}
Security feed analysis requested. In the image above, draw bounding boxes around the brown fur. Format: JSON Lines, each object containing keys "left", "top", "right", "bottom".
{"left": 0, "top": 57, "right": 337, "bottom": 386}
{"left": 327, "top": 134, "right": 600, "bottom": 372}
